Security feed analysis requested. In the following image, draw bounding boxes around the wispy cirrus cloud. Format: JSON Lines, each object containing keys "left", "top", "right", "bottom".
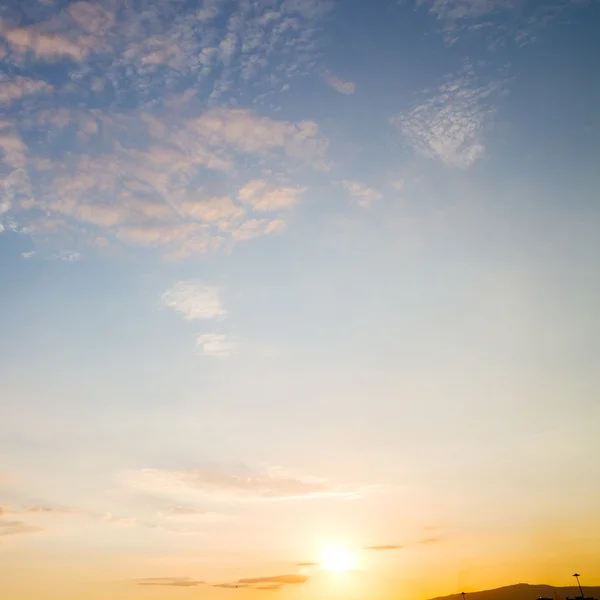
{"left": 135, "top": 570, "right": 310, "bottom": 591}
{"left": 391, "top": 66, "right": 503, "bottom": 168}
{"left": 419, "top": 536, "right": 441, "bottom": 544}
{"left": 415, "top": 0, "right": 593, "bottom": 47}
{"left": 0, "top": 519, "right": 43, "bottom": 536}
{"left": 7, "top": 505, "right": 77, "bottom": 515}
{"left": 340, "top": 180, "right": 383, "bottom": 209}
{"left": 158, "top": 506, "right": 227, "bottom": 522}
{"left": 322, "top": 70, "right": 356, "bottom": 95}
{"left": 137, "top": 577, "right": 204, "bottom": 587}
{"left": 365, "top": 537, "right": 441, "bottom": 551}
{"left": 124, "top": 466, "right": 370, "bottom": 503}
{"left": 418, "top": 0, "right": 504, "bottom": 23}
{"left": 212, "top": 574, "right": 309, "bottom": 591}
{"left": 237, "top": 574, "right": 308, "bottom": 586}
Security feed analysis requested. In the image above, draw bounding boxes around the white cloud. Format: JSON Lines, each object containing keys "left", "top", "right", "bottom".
{"left": 162, "top": 281, "right": 226, "bottom": 321}
{"left": 196, "top": 333, "right": 237, "bottom": 358}
{"left": 340, "top": 180, "right": 383, "bottom": 209}
{"left": 391, "top": 70, "right": 501, "bottom": 168}
{"left": 124, "top": 466, "right": 368, "bottom": 502}
{"left": 238, "top": 180, "right": 306, "bottom": 212}
{"left": 322, "top": 70, "right": 356, "bottom": 95}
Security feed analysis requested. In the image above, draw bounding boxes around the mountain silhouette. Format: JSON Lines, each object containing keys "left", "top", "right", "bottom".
{"left": 430, "top": 584, "right": 600, "bottom": 600}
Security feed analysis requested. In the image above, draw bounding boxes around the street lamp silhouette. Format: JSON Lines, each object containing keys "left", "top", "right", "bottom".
{"left": 573, "top": 574, "right": 584, "bottom": 599}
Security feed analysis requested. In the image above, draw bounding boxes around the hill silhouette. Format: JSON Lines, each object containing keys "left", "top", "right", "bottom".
{"left": 430, "top": 584, "right": 600, "bottom": 600}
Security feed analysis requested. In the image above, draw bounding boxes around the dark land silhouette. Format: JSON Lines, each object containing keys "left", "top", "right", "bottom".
{"left": 430, "top": 584, "right": 600, "bottom": 600}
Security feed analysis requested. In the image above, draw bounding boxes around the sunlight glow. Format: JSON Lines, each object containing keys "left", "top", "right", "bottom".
{"left": 320, "top": 546, "right": 356, "bottom": 572}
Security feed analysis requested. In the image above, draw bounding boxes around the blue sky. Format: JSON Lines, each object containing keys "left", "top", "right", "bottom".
{"left": 1, "top": 1, "right": 600, "bottom": 599}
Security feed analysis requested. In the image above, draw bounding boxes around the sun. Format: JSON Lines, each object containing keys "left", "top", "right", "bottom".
{"left": 320, "top": 546, "right": 356, "bottom": 573}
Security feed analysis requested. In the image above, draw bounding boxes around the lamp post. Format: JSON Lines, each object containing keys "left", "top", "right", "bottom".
{"left": 573, "top": 574, "right": 585, "bottom": 599}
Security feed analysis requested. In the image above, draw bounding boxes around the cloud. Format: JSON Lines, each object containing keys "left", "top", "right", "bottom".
{"left": 365, "top": 544, "right": 404, "bottom": 551}
{"left": 158, "top": 506, "right": 227, "bottom": 523}
{"left": 391, "top": 179, "right": 405, "bottom": 192}
{"left": 340, "top": 181, "right": 383, "bottom": 209}
{"left": 178, "top": 196, "right": 245, "bottom": 223}
{"left": 0, "top": 0, "right": 334, "bottom": 258}
{"left": 322, "top": 70, "right": 356, "bottom": 95}
{"left": 257, "top": 585, "right": 284, "bottom": 591}
{"left": 68, "top": 2, "right": 115, "bottom": 36}
{"left": 0, "top": 519, "right": 43, "bottom": 536}
{"left": 162, "top": 282, "right": 226, "bottom": 321}
{"left": 124, "top": 466, "right": 368, "bottom": 502}
{"left": 0, "top": 501, "right": 212, "bottom": 535}
{"left": 229, "top": 218, "right": 287, "bottom": 241}
{"left": 419, "top": 536, "right": 441, "bottom": 544}
{"left": 296, "top": 562, "right": 318, "bottom": 567}
{"left": 237, "top": 575, "right": 308, "bottom": 585}
{"left": 196, "top": 334, "right": 237, "bottom": 358}
{"left": 0, "top": 17, "right": 90, "bottom": 62}
{"left": 0, "top": 77, "right": 52, "bottom": 105}
{"left": 238, "top": 180, "right": 306, "bottom": 212}
{"left": 0, "top": 0, "right": 333, "bottom": 106}
{"left": 415, "top": 0, "right": 591, "bottom": 46}
{"left": 137, "top": 577, "right": 204, "bottom": 587}
{"left": 0, "top": 125, "right": 27, "bottom": 169}
{"left": 11, "top": 506, "right": 77, "bottom": 515}
{"left": 189, "top": 109, "right": 328, "bottom": 168}
{"left": 161, "top": 282, "right": 239, "bottom": 360}
{"left": 2, "top": 106, "right": 321, "bottom": 258}
{"left": 161, "top": 506, "right": 210, "bottom": 517}
{"left": 418, "top": 0, "right": 503, "bottom": 24}
{"left": 391, "top": 68, "right": 502, "bottom": 168}
{"left": 212, "top": 574, "right": 308, "bottom": 591}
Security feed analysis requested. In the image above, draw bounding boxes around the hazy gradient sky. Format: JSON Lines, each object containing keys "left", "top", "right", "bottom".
{"left": 1, "top": 1, "right": 599, "bottom": 600}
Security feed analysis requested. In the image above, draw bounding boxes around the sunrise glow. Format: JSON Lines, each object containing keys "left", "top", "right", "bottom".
{"left": 320, "top": 547, "right": 356, "bottom": 573}
{"left": 1, "top": 1, "right": 600, "bottom": 600}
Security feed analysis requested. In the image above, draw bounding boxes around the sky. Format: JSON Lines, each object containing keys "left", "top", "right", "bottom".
{"left": 1, "top": 1, "right": 600, "bottom": 599}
